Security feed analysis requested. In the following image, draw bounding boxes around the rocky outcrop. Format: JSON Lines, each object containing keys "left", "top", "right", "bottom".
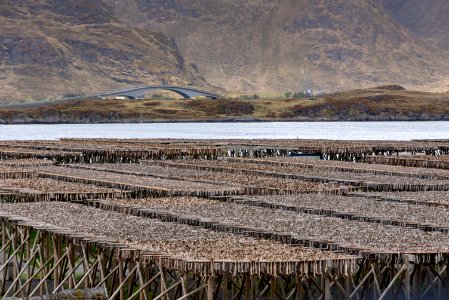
{"left": 1, "top": 0, "right": 448, "bottom": 104}
{"left": 0, "top": 0, "right": 208, "bottom": 104}
{"left": 106, "top": 0, "right": 449, "bottom": 93}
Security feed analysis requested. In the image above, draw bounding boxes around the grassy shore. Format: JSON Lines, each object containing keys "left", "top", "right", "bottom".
{"left": 1, "top": 87, "right": 448, "bottom": 123}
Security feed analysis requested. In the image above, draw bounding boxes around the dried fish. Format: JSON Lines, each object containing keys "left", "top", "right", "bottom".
{"left": 0, "top": 202, "right": 352, "bottom": 265}
{"left": 99, "top": 196, "right": 449, "bottom": 255}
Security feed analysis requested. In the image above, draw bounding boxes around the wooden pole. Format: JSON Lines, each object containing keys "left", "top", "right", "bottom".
{"left": 181, "top": 272, "right": 188, "bottom": 297}
{"left": 25, "top": 228, "right": 31, "bottom": 292}
{"left": 207, "top": 276, "right": 215, "bottom": 300}
{"left": 52, "top": 235, "right": 60, "bottom": 291}
{"left": 160, "top": 266, "right": 169, "bottom": 300}
{"left": 0, "top": 222, "right": 6, "bottom": 290}
{"left": 446, "top": 261, "right": 449, "bottom": 300}
{"left": 270, "top": 278, "right": 276, "bottom": 300}
{"left": 324, "top": 275, "right": 331, "bottom": 300}
{"left": 12, "top": 227, "right": 18, "bottom": 289}
{"left": 119, "top": 260, "right": 125, "bottom": 300}
{"left": 404, "top": 256, "right": 411, "bottom": 300}
{"left": 222, "top": 275, "right": 229, "bottom": 300}
{"left": 414, "top": 263, "right": 422, "bottom": 300}
{"left": 250, "top": 276, "right": 256, "bottom": 300}
{"left": 137, "top": 263, "right": 148, "bottom": 300}
{"left": 99, "top": 251, "right": 109, "bottom": 299}
{"left": 244, "top": 274, "right": 251, "bottom": 300}
{"left": 38, "top": 234, "right": 47, "bottom": 297}
{"left": 71, "top": 242, "right": 78, "bottom": 289}
{"left": 296, "top": 276, "right": 303, "bottom": 300}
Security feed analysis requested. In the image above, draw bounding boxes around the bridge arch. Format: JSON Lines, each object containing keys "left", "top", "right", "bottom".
{"left": 155, "top": 88, "right": 191, "bottom": 99}
{"left": 99, "top": 86, "right": 220, "bottom": 100}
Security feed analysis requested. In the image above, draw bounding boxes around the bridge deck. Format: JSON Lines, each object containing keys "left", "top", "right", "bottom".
{"left": 100, "top": 85, "right": 220, "bottom": 100}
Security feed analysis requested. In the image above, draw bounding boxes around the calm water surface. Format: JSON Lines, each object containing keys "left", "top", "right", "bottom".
{"left": 1, "top": 122, "right": 449, "bottom": 141}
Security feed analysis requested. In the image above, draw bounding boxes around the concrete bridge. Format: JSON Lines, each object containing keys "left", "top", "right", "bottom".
{"left": 99, "top": 86, "right": 220, "bottom": 100}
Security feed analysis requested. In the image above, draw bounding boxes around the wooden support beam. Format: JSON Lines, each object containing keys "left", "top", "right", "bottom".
{"left": 350, "top": 269, "right": 373, "bottom": 299}
{"left": 119, "top": 260, "right": 125, "bottom": 300}
{"left": 446, "top": 262, "right": 449, "bottom": 300}
{"left": 327, "top": 274, "right": 350, "bottom": 300}
{"left": 414, "top": 263, "right": 422, "bottom": 300}
{"left": 250, "top": 276, "right": 256, "bottom": 300}
{"left": 25, "top": 227, "right": 31, "bottom": 297}
{"left": 177, "top": 285, "right": 207, "bottom": 300}
{"left": 29, "top": 252, "right": 67, "bottom": 297}
{"left": 378, "top": 264, "right": 408, "bottom": 300}
{"left": 0, "top": 236, "right": 12, "bottom": 291}
{"left": 222, "top": 276, "right": 229, "bottom": 300}
{"left": 53, "top": 255, "right": 87, "bottom": 294}
{"left": 270, "top": 278, "right": 276, "bottom": 300}
{"left": 0, "top": 234, "right": 30, "bottom": 274}
{"left": 82, "top": 243, "right": 94, "bottom": 288}
{"left": 371, "top": 264, "right": 382, "bottom": 298}
{"left": 160, "top": 266, "right": 169, "bottom": 300}
{"left": 231, "top": 277, "right": 238, "bottom": 299}
{"left": 3, "top": 246, "right": 39, "bottom": 297}
{"left": 45, "top": 234, "right": 50, "bottom": 277}
{"left": 52, "top": 235, "right": 60, "bottom": 291}
{"left": 95, "top": 264, "right": 120, "bottom": 289}
{"left": 207, "top": 276, "right": 215, "bottom": 300}
{"left": 99, "top": 251, "right": 109, "bottom": 299}
{"left": 10, "top": 231, "right": 27, "bottom": 296}
{"left": 153, "top": 280, "right": 182, "bottom": 300}
{"left": 12, "top": 248, "right": 55, "bottom": 297}
{"left": 74, "top": 258, "right": 100, "bottom": 290}
{"left": 323, "top": 275, "right": 331, "bottom": 300}
{"left": 258, "top": 279, "right": 270, "bottom": 298}
{"left": 127, "top": 270, "right": 160, "bottom": 300}
{"left": 67, "top": 242, "right": 76, "bottom": 289}
{"left": 296, "top": 276, "right": 303, "bottom": 300}
{"left": 244, "top": 275, "right": 251, "bottom": 300}
{"left": 404, "top": 259, "right": 411, "bottom": 300}
{"left": 137, "top": 262, "right": 149, "bottom": 300}
{"left": 25, "top": 241, "right": 39, "bottom": 297}
{"left": 109, "top": 264, "right": 138, "bottom": 300}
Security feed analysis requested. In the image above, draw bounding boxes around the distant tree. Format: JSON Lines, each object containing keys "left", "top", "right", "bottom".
{"left": 239, "top": 94, "right": 260, "bottom": 100}
{"left": 293, "top": 91, "right": 306, "bottom": 98}
{"left": 63, "top": 92, "right": 84, "bottom": 98}
{"left": 285, "top": 92, "right": 292, "bottom": 98}
{"left": 151, "top": 94, "right": 163, "bottom": 99}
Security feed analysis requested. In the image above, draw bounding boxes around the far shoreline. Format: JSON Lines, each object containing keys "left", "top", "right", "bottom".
{"left": 1, "top": 86, "right": 448, "bottom": 124}
{"left": 2, "top": 118, "right": 449, "bottom": 125}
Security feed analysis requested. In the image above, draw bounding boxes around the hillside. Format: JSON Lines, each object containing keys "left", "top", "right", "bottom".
{"left": 106, "top": 0, "right": 449, "bottom": 94}
{"left": 0, "top": 0, "right": 207, "bottom": 104}
{"left": 2, "top": 0, "right": 449, "bottom": 104}
{"left": 378, "top": 0, "right": 449, "bottom": 51}
{"left": 1, "top": 87, "right": 448, "bottom": 123}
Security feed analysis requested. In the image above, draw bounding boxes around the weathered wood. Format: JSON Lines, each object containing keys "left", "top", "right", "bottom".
{"left": 4, "top": 288, "right": 106, "bottom": 300}
{"left": 207, "top": 276, "right": 215, "bottom": 300}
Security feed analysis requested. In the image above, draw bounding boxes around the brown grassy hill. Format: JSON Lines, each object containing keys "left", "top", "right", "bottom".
{"left": 377, "top": 0, "right": 449, "bottom": 51}
{"left": 1, "top": 87, "right": 448, "bottom": 123}
{"left": 0, "top": 0, "right": 207, "bottom": 104}
{"left": 106, "top": 0, "right": 449, "bottom": 94}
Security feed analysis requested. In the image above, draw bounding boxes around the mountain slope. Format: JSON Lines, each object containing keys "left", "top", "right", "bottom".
{"left": 377, "top": 0, "right": 449, "bottom": 51}
{"left": 0, "top": 0, "right": 207, "bottom": 104}
{"left": 106, "top": 0, "right": 449, "bottom": 93}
